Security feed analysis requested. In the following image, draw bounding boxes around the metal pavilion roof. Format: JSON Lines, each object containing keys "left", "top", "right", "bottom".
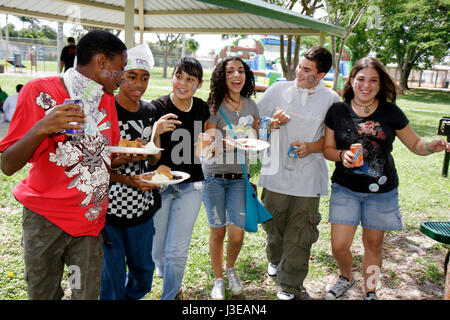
{"left": 0, "top": 0, "right": 347, "bottom": 38}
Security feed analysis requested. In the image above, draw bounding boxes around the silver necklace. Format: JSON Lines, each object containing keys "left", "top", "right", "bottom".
{"left": 226, "top": 96, "right": 242, "bottom": 117}
{"left": 353, "top": 99, "right": 376, "bottom": 114}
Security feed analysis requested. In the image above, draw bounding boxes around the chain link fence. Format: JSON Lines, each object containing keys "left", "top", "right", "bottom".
{"left": 0, "top": 37, "right": 215, "bottom": 72}
{"left": 0, "top": 37, "right": 58, "bottom": 61}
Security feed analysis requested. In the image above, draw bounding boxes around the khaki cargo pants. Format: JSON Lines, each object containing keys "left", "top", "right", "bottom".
{"left": 261, "top": 188, "right": 321, "bottom": 296}
{"left": 22, "top": 207, "right": 103, "bottom": 300}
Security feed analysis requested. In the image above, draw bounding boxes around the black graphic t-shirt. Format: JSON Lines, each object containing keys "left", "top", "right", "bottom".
{"left": 106, "top": 100, "right": 161, "bottom": 227}
{"left": 60, "top": 45, "right": 76, "bottom": 71}
{"left": 151, "top": 94, "right": 210, "bottom": 183}
{"left": 325, "top": 100, "right": 409, "bottom": 193}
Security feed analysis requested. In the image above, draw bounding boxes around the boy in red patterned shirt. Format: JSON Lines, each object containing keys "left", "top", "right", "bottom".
{"left": 0, "top": 30, "right": 126, "bottom": 299}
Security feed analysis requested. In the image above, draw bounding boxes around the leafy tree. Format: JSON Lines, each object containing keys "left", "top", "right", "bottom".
{"left": 322, "top": 0, "right": 373, "bottom": 90}
{"left": 1, "top": 23, "right": 57, "bottom": 40}
{"left": 39, "top": 25, "right": 57, "bottom": 40}
{"left": 264, "top": 0, "right": 323, "bottom": 80}
{"left": 368, "top": 0, "right": 449, "bottom": 91}
{"left": 16, "top": 16, "right": 40, "bottom": 28}
{"left": 156, "top": 33, "right": 181, "bottom": 78}
{"left": 345, "top": 19, "right": 371, "bottom": 65}
{"left": 184, "top": 38, "right": 199, "bottom": 56}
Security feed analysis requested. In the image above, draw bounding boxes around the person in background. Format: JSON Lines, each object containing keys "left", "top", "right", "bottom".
{"left": 257, "top": 46, "right": 341, "bottom": 300}
{"left": 202, "top": 56, "right": 259, "bottom": 300}
{"left": 323, "top": 57, "right": 450, "bottom": 300}
{"left": 0, "top": 85, "right": 8, "bottom": 114}
{"left": 3, "top": 84, "right": 24, "bottom": 122}
{"left": 60, "top": 37, "right": 77, "bottom": 73}
{"left": 151, "top": 57, "right": 210, "bottom": 300}
{"left": 0, "top": 29, "right": 126, "bottom": 300}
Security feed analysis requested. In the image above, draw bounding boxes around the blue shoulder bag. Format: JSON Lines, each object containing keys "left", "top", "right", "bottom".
{"left": 218, "top": 108, "right": 272, "bottom": 232}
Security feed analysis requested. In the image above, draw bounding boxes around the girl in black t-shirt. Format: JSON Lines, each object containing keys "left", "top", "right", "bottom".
{"left": 151, "top": 57, "right": 210, "bottom": 300}
{"left": 322, "top": 57, "right": 450, "bottom": 300}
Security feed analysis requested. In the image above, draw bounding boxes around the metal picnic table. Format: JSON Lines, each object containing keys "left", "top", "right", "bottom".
{"left": 419, "top": 221, "right": 450, "bottom": 300}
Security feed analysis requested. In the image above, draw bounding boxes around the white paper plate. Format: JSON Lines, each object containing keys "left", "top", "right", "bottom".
{"left": 107, "top": 146, "right": 163, "bottom": 155}
{"left": 139, "top": 171, "right": 190, "bottom": 185}
{"left": 223, "top": 138, "right": 270, "bottom": 151}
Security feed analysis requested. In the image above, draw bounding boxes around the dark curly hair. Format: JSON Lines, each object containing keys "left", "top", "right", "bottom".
{"left": 207, "top": 56, "right": 256, "bottom": 114}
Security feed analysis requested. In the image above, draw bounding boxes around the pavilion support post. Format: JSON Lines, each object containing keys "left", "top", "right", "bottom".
{"left": 138, "top": 0, "right": 145, "bottom": 44}
{"left": 319, "top": 32, "right": 325, "bottom": 47}
{"left": 57, "top": 22, "right": 63, "bottom": 72}
{"left": 124, "top": 0, "right": 135, "bottom": 49}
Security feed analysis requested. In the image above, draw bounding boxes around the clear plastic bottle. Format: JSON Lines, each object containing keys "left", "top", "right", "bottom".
{"left": 285, "top": 137, "right": 299, "bottom": 171}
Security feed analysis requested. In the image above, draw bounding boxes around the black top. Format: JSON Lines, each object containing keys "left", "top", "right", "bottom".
{"left": 151, "top": 94, "right": 210, "bottom": 183}
{"left": 324, "top": 100, "right": 409, "bottom": 193}
{"left": 60, "top": 45, "right": 76, "bottom": 71}
{"left": 106, "top": 100, "right": 161, "bottom": 227}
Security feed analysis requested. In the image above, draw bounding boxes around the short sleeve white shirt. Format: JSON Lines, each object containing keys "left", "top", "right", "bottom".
{"left": 257, "top": 80, "right": 341, "bottom": 197}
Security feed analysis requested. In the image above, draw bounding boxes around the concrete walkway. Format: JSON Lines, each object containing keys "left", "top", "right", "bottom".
{"left": 0, "top": 118, "right": 8, "bottom": 140}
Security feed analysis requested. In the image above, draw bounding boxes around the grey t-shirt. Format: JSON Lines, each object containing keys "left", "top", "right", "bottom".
{"left": 202, "top": 97, "right": 259, "bottom": 175}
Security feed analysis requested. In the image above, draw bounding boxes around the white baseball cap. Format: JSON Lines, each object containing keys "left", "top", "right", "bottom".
{"left": 125, "top": 44, "right": 154, "bottom": 72}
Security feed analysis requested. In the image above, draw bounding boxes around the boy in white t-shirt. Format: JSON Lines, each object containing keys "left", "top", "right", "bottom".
{"left": 257, "top": 46, "right": 340, "bottom": 300}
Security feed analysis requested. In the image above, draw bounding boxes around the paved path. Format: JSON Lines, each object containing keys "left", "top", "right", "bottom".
{"left": 0, "top": 119, "right": 8, "bottom": 140}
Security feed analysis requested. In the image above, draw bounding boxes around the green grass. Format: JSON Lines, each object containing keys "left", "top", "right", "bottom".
{"left": 0, "top": 71, "right": 449, "bottom": 300}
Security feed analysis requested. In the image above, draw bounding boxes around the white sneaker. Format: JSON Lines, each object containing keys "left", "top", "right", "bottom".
{"left": 211, "top": 278, "right": 225, "bottom": 300}
{"left": 276, "top": 291, "right": 294, "bottom": 300}
{"left": 226, "top": 267, "right": 243, "bottom": 295}
{"left": 267, "top": 263, "right": 277, "bottom": 277}
{"left": 324, "top": 275, "right": 355, "bottom": 300}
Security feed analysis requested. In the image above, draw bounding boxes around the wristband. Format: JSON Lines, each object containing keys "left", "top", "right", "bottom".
{"left": 339, "top": 150, "right": 344, "bottom": 161}
{"left": 111, "top": 165, "right": 122, "bottom": 171}
{"left": 424, "top": 143, "right": 432, "bottom": 155}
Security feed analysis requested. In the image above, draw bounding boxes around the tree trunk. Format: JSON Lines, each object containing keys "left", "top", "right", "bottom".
{"left": 163, "top": 52, "right": 168, "bottom": 78}
{"left": 279, "top": 35, "right": 288, "bottom": 79}
{"left": 333, "top": 38, "right": 346, "bottom": 91}
{"left": 278, "top": 35, "right": 300, "bottom": 81}
{"left": 399, "top": 62, "right": 412, "bottom": 92}
{"left": 331, "top": 36, "right": 338, "bottom": 90}
{"left": 157, "top": 33, "right": 181, "bottom": 78}
{"left": 162, "top": 41, "right": 169, "bottom": 78}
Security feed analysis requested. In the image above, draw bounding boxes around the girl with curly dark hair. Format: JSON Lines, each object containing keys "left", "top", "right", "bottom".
{"left": 207, "top": 56, "right": 256, "bottom": 115}
{"left": 202, "top": 56, "right": 259, "bottom": 299}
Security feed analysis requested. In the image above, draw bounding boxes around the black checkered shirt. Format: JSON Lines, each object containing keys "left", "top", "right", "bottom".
{"left": 106, "top": 100, "right": 161, "bottom": 227}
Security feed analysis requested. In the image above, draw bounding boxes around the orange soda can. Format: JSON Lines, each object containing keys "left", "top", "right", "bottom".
{"left": 350, "top": 143, "right": 364, "bottom": 167}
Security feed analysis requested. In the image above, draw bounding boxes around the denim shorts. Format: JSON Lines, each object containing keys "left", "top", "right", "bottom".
{"left": 328, "top": 183, "right": 403, "bottom": 231}
{"left": 202, "top": 175, "right": 246, "bottom": 228}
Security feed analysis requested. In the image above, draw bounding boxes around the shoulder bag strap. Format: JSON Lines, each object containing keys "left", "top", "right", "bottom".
{"left": 218, "top": 107, "right": 250, "bottom": 183}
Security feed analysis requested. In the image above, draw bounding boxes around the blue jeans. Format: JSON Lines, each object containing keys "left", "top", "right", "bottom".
{"left": 152, "top": 181, "right": 204, "bottom": 300}
{"left": 100, "top": 218, "right": 155, "bottom": 300}
{"left": 203, "top": 175, "right": 246, "bottom": 228}
{"left": 329, "top": 183, "right": 403, "bottom": 231}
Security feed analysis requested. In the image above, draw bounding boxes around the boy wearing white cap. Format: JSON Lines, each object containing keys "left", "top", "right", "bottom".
{"left": 100, "top": 44, "right": 176, "bottom": 300}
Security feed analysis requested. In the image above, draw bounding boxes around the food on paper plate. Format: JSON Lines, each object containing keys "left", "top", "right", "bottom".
{"left": 235, "top": 139, "right": 256, "bottom": 149}
{"left": 118, "top": 139, "right": 145, "bottom": 148}
{"left": 156, "top": 165, "right": 173, "bottom": 180}
{"left": 140, "top": 172, "right": 155, "bottom": 181}
{"left": 140, "top": 165, "right": 183, "bottom": 183}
